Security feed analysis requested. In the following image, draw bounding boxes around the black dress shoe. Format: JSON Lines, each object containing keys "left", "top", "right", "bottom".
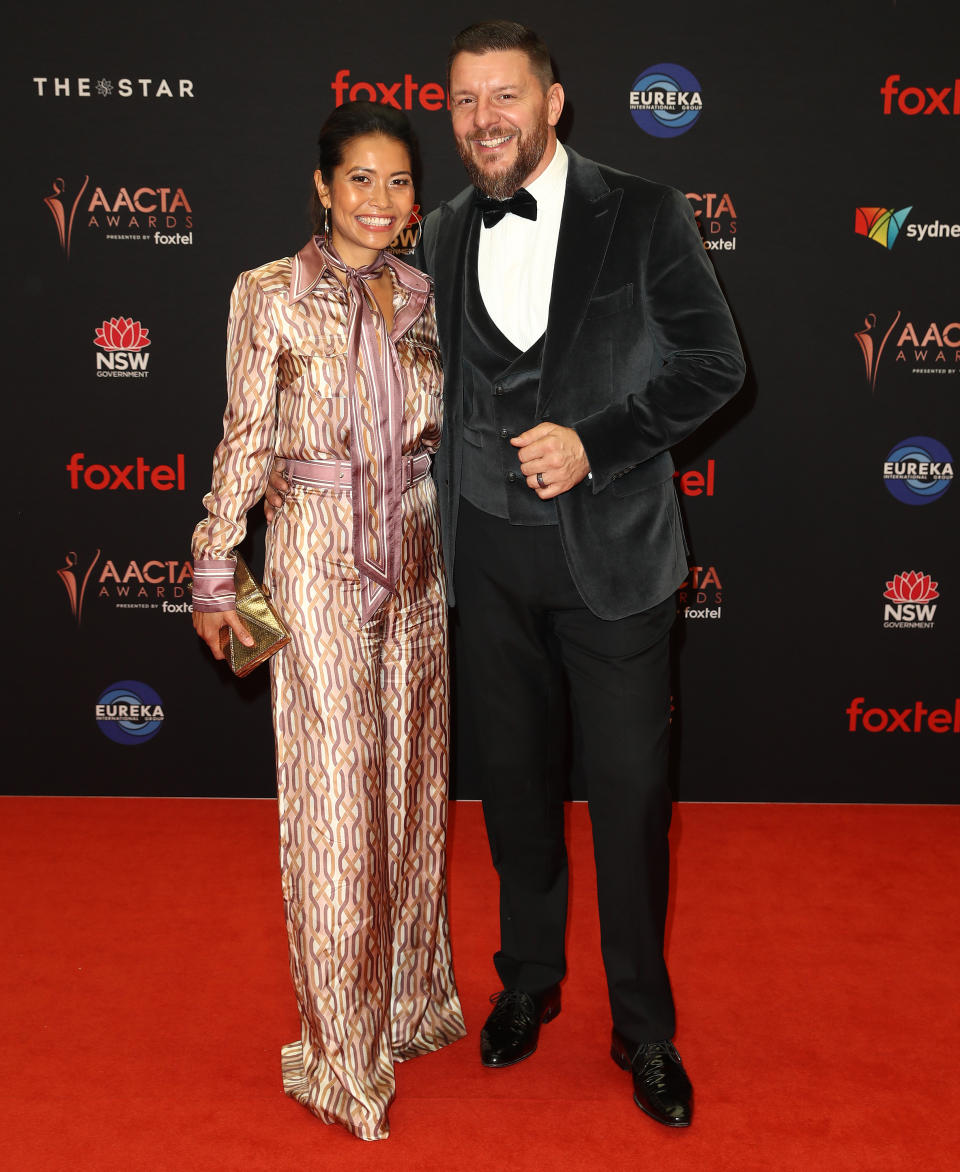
{"left": 480, "top": 986, "right": 561, "bottom": 1068}
{"left": 611, "top": 1030, "right": 693, "bottom": 1127}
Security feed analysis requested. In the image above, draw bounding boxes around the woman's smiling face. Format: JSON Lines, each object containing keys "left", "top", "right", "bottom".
{"left": 315, "top": 132, "right": 415, "bottom": 267}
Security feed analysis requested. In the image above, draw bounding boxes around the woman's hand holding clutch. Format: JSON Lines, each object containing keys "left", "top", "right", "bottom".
{"left": 194, "top": 609, "right": 254, "bottom": 661}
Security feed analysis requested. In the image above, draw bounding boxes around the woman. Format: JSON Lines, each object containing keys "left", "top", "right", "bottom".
{"left": 191, "top": 102, "right": 465, "bottom": 1141}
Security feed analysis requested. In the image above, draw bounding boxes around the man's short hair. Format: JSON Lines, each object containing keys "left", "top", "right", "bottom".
{"left": 446, "top": 20, "right": 556, "bottom": 92}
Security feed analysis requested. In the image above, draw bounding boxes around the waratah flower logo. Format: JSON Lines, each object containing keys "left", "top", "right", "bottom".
{"left": 93, "top": 317, "right": 150, "bottom": 351}
{"left": 883, "top": 571, "right": 939, "bottom": 602}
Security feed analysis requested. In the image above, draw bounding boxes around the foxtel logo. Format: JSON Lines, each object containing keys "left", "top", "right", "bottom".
{"left": 330, "top": 70, "right": 448, "bottom": 111}
{"left": 880, "top": 75, "right": 959, "bottom": 116}
{"left": 66, "top": 452, "right": 185, "bottom": 490}
{"left": 845, "top": 697, "right": 958, "bottom": 733}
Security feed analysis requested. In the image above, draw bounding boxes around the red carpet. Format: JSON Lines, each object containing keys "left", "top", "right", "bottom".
{"left": 1, "top": 798, "right": 957, "bottom": 1171}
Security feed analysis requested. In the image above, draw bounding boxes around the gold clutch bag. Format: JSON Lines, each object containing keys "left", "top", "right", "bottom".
{"left": 218, "top": 554, "right": 290, "bottom": 677}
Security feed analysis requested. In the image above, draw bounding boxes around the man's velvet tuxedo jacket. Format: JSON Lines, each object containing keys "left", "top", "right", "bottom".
{"left": 421, "top": 148, "right": 745, "bottom": 621}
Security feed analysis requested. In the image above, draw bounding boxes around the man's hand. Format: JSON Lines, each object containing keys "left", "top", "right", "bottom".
{"left": 264, "top": 460, "right": 289, "bottom": 524}
{"left": 193, "top": 608, "right": 254, "bottom": 661}
{"left": 512, "top": 423, "right": 591, "bottom": 499}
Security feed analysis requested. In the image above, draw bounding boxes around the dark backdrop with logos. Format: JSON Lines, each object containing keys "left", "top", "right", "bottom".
{"left": 8, "top": 1, "right": 957, "bottom": 802}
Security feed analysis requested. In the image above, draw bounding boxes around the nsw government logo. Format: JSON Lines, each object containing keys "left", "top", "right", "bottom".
{"left": 630, "top": 65, "right": 702, "bottom": 138}
{"left": 882, "top": 437, "right": 953, "bottom": 505}
{"left": 882, "top": 571, "right": 939, "bottom": 629}
{"left": 94, "top": 317, "right": 151, "bottom": 378}
{"left": 95, "top": 680, "right": 164, "bottom": 745}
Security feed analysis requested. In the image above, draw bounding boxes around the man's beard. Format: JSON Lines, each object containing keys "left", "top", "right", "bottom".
{"left": 456, "top": 115, "right": 549, "bottom": 200}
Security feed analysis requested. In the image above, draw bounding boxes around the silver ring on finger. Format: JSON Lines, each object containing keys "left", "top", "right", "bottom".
{"left": 537, "top": 472, "right": 546, "bottom": 489}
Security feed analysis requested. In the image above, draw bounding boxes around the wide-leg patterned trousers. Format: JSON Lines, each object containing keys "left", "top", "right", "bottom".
{"left": 266, "top": 475, "right": 465, "bottom": 1140}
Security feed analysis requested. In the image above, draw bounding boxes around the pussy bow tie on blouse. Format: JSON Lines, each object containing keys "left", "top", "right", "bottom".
{"left": 474, "top": 187, "right": 538, "bottom": 228}
{"left": 319, "top": 238, "right": 403, "bottom": 622}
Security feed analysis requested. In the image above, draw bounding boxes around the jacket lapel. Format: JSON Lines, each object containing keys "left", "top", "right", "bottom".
{"left": 540, "top": 149, "right": 621, "bottom": 413}
{"left": 428, "top": 187, "right": 474, "bottom": 375}
{"left": 427, "top": 188, "right": 475, "bottom": 455}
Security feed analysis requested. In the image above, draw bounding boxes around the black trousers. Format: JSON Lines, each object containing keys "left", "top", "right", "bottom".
{"left": 453, "top": 498, "right": 677, "bottom": 1043}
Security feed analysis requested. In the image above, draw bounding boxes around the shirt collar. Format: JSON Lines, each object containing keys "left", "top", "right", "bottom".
{"left": 288, "top": 236, "right": 431, "bottom": 304}
{"left": 524, "top": 140, "right": 567, "bottom": 209}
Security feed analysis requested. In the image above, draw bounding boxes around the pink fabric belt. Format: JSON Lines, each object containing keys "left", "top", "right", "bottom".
{"left": 283, "top": 453, "right": 433, "bottom": 493}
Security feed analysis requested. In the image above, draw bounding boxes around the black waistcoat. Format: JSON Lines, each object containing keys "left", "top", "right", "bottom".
{"left": 460, "top": 217, "right": 557, "bottom": 526}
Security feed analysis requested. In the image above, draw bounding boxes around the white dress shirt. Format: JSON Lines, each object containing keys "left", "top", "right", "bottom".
{"left": 477, "top": 141, "right": 568, "bottom": 352}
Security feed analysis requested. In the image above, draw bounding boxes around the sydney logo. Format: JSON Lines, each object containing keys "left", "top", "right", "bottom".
{"left": 855, "top": 206, "right": 912, "bottom": 250}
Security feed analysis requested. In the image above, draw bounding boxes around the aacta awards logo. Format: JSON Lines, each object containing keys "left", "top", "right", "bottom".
{"left": 677, "top": 564, "right": 722, "bottom": 619}
{"left": 43, "top": 175, "right": 193, "bottom": 255}
{"left": 855, "top": 314, "right": 960, "bottom": 389}
{"left": 94, "top": 317, "right": 151, "bottom": 378}
{"left": 686, "top": 192, "right": 737, "bottom": 253}
{"left": 880, "top": 74, "right": 959, "bottom": 116}
{"left": 629, "top": 64, "right": 703, "bottom": 138}
{"left": 882, "top": 570, "right": 939, "bottom": 630}
{"left": 95, "top": 681, "right": 165, "bottom": 745}
{"left": 854, "top": 206, "right": 912, "bottom": 249}
{"left": 855, "top": 311, "right": 901, "bottom": 391}
{"left": 66, "top": 452, "right": 186, "bottom": 491}
{"left": 845, "top": 697, "right": 958, "bottom": 734}
{"left": 882, "top": 437, "right": 954, "bottom": 505}
{"left": 893, "top": 320, "right": 960, "bottom": 375}
{"left": 33, "top": 77, "right": 195, "bottom": 99}
{"left": 58, "top": 550, "right": 101, "bottom": 624}
{"left": 330, "top": 70, "right": 448, "bottom": 110}
{"left": 58, "top": 550, "right": 193, "bottom": 621}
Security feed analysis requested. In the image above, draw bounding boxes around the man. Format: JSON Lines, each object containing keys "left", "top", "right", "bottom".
{"left": 426, "top": 21, "right": 743, "bottom": 1129}
{"left": 270, "top": 21, "right": 744, "bottom": 1128}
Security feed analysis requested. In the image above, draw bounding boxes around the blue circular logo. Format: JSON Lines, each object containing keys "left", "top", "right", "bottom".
{"left": 95, "top": 680, "right": 165, "bottom": 745}
{"left": 630, "top": 64, "right": 703, "bottom": 138}
{"left": 883, "top": 436, "right": 954, "bottom": 505}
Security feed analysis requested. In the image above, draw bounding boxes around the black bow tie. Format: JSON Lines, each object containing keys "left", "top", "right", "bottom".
{"left": 474, "top": 187, "right": 538, "bottom": 228}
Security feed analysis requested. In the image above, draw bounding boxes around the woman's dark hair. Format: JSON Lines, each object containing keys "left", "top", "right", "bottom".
{"left": 310, "top": 100, "right": 422, "bottom": 234}
{"left": 446, "top": 20, "right": 555, "bottom": 92}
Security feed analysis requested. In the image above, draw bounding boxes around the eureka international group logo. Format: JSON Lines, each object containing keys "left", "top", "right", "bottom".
{"left": 94, "top": 317, "right": 151, "bottom": 378}
{"left": 882, "top": 436, "right": 954, "bottom": 505}
{"left": 95, "top": 680, "right": 165, "bottom": 745}
{"left": 629, "top": 64, "right": 702, "bottom": 138}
